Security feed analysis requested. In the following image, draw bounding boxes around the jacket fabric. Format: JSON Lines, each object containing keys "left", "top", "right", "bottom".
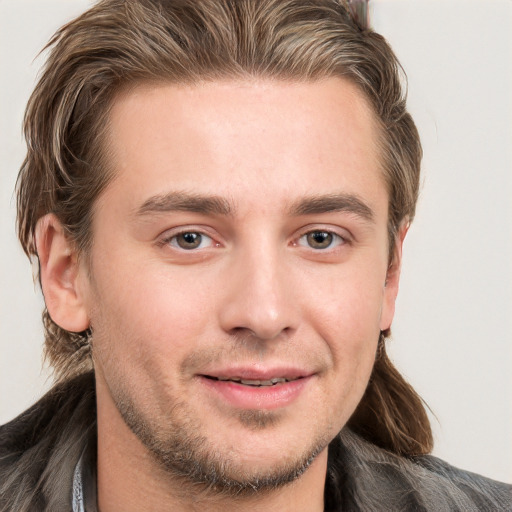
{"left": 1, "top": 372, "right": 511, "bottom": 511}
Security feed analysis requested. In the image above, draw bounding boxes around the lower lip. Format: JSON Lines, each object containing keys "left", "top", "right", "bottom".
{"left": 199, "top": 376, "right": 312, "bottom": 410}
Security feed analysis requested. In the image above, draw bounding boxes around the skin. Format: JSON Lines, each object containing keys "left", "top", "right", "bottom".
{"left": 37, "top": 78, "right": 406, "bottom": 511}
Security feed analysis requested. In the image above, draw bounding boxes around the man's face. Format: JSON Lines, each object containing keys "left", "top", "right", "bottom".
{"left": 81, "top": 78, "right": 399, "bottom": 490}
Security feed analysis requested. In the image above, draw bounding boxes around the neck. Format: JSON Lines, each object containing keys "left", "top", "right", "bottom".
{"left": 95, "top": 377, "right": 327, "bottom": 512}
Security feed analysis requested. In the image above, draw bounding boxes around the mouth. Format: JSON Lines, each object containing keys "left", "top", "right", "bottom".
{"left": 199, "top": 371, "right": 311, "bottom": 410}
{"left": 202, "top": 375, "right": 303, "bottom": 387}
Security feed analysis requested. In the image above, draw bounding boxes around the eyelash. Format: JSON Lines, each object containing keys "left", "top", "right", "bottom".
{"left": 296, "top": 230, "right": 347, "bottom": 250}
{"left": 158, "top": 227, "right": 349, "bottom": 252}
{"left": 159, "top": 230, "right": 217, "bottom": 251}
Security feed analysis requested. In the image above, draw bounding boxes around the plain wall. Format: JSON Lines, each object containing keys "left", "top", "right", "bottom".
{"left": 1, "top": 0, "right": 511, "bottom": 483}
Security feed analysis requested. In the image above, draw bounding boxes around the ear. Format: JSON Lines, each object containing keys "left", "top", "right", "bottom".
{"left": 35, "top": 214, "right": 90, "bottom": 333}
{"left": 379, "top": 221, "right": 409, "bottom": 332}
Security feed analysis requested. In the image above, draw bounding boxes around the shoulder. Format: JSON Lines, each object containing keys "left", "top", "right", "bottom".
{"left": 410, "top": 453, "right": 512, "bottom": 511}
{"left": 0, "top": 372, "right": 96, "bottom": 512}
{"left": 327, "top": 429, "right": 512, "bottom": 512}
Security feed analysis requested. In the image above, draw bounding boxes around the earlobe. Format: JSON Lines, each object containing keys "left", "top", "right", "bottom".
{"left": 379, "top": 222, "right": 409, "bottom": 332}
{"left": 36, "top": 214, "right": 90, "bottom": 333}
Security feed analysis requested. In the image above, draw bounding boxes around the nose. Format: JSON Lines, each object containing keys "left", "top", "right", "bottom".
{"left": 218, "top": 245, "right": 298, "bottom": 341}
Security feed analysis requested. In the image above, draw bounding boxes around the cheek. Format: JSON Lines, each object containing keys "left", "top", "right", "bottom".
{"left": 303, "top": 262, "right": 386, "bottom": 338}
{"left": 300, "top": 264, "right": 384, "bottom": 394}
{"left": 88, "top": 259, "right": 217, "bottom": 361}
{"left": 87, "top": 265, "right": 216, "bottom": 411}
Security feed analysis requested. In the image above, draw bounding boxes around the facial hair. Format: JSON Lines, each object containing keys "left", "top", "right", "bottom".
{"left": 113, "top": 387, "right": 330, "bottom": 499}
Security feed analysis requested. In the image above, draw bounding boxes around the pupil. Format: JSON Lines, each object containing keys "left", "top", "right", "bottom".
{"left": 178, "top": 232, "right": 201, "bottom": 249}
{"left": 308, "top": 231, "right": 332, "bottom": 249}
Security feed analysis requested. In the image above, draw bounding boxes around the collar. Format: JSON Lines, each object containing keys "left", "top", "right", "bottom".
{"left": 71, "top": 438, "right": 98, "bottom": 512}
{"left": 72, "top": 452, "right": 86, "bottom": 512}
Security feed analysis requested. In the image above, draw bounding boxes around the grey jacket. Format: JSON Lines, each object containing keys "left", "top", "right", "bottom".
{"left": 1, "top": 372, "right": 511, "bottom": 511}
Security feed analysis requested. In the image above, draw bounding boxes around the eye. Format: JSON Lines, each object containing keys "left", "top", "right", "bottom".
{"left": 298, "top": 230, "right": 345, "bottom": 250}
{"left": 167, "top": 231, "right": 215, "bottom": 250}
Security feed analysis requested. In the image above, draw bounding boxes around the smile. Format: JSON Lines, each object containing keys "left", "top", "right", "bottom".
{"left": 200, "top": 373, "right": 311, "bottom": 410}
{"left": 204, "top": 376, "right": 302, "bottom": 387}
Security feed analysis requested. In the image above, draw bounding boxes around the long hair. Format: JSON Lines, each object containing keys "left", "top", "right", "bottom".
{"left": 16, "top": 0, "right": 431, "bottom": 455}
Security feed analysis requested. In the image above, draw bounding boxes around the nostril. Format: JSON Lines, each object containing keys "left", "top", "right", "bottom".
{"left": 228, "top": 326, "right": 292, "bottom": 344}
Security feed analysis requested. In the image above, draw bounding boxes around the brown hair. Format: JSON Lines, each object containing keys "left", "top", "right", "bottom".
{"left": 16, "top": 0, "right": 431, "bottom": 455}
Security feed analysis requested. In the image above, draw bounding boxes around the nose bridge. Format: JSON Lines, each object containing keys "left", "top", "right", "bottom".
{"left": 219, "top": 236, "right": 297, "bottom": 340}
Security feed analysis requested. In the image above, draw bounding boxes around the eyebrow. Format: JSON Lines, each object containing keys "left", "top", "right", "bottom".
{"left": 135, "top": 191, "right": 374, "bottom": 222}
{"left": 136, "top": 191, "right": 233, "bottom": 217}
{"left": 288, "top": 193, "right": 374, "bottom": 222}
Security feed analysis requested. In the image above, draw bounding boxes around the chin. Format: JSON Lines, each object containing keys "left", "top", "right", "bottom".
{"left": 115, "top": 386, "right": 332, "bottom": 496}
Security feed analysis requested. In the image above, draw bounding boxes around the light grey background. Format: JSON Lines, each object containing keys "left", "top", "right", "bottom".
{"left": 1, "top": 0, "right": 511, "bottom": 483}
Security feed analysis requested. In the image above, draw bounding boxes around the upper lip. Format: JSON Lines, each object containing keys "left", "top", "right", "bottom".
{"left": 199, "top": 366, "right": 313, "bottom": 381}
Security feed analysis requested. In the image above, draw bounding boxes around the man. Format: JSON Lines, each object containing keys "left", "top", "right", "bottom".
{"left": 1, "top": 0, "right": 510, "bottom": 510}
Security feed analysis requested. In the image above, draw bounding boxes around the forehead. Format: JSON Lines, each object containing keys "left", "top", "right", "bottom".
{"left": 101, "top": 78, "right": 386, "bottom": 218}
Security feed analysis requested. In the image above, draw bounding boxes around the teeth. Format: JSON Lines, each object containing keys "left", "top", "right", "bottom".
{"left": 214, "top": 376, "right": 298, "bottom": 386}
{"left": 240, "top": 379, "right": 262, "bottom": 386}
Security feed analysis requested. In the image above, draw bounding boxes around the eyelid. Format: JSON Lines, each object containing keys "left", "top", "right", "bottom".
{"left": 170, "top": 232, "right": 214, "bottom": 250}
{"left": 297, "top": 231, "right": 346, "bottom": 250}
{"left": 157, "top": 226, "right": 221, "bottom": 250}
{"left": 156, "top": 224, "right": 351, "bottom": 251}
{"left": 293, "top": 225, "right": 352, "bottom": 246}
